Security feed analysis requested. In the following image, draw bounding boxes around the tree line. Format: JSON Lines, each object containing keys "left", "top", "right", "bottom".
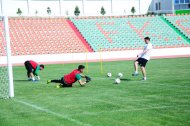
{"left": 16, "top": 6, "right": 136, "bottom": 16}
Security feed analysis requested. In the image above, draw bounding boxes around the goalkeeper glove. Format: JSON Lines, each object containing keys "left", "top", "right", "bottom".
{"left": 36, "top": 76, "right": 40, "bottom": 80}
{"left": 85, "top": 76, "right": 91, "bottom": 83}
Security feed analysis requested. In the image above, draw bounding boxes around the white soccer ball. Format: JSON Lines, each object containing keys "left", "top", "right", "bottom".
{"left": 107, "top": 73, "right": 112, "bottom": 77}
{"left": 118, "top": 73, "right": 123, "bottom": 78}
{"left": 115, "top": 78, "right": 121, "bottom": 84}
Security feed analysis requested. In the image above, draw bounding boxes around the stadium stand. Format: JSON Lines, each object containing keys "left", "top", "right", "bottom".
{"left": 0, "top": 18, "right": 91, "bottom": 56}
{"left": 164, "top": 14, "right": 190, "bottom": 39}
{"left": 0, "top": 16, "right": 190, "bottom": 56}
{"left": 71, "top": 16, "right": 190, "bottom": 52}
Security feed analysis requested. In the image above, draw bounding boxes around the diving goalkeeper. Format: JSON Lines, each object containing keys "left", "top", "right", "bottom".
{"left": 47, "top": 65, "right": 91, "bottom": 88}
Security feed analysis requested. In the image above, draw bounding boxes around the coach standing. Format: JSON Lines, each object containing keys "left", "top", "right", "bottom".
{"left": 24, "top": 60, "right": 44, "bottom": 81}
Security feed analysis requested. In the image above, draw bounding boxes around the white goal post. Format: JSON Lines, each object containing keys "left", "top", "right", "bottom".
{"left": 0, "top": 0, "right": 14, "bottom": 98}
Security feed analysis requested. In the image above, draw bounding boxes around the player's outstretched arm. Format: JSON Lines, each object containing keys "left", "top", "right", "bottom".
{"left": 85, "top": 76, "right": 91, "bottom": 83}
{"left": 33, "top": 72, "right": 40, "bottom": 80}
{"left": 36, "top": 76, "right": 40, "bottom": 80}
{"left": 33, "top": 66, "right": 41, "bottom": 80}
{"left": 78, "top": 79, "right": 86, "bottom": 87}
{"left": 80, "top": 74, "right": 86, "bottom": 78}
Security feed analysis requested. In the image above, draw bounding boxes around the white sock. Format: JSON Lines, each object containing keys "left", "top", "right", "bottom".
{"left": 32, "top": 77, "right": 35, "bottom": 81}
{"left": 144, "top": 77, "right": 147, "bottom": 80}
{"left": 135, "top": 71, "right": 138, "bottom": 74}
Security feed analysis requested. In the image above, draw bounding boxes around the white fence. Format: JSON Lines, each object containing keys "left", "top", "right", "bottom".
{"left": 0, "top": 47, "right": 190, "bottom": 65}
{"left": 1, "top": 0, "right": 153, "bottom": 16}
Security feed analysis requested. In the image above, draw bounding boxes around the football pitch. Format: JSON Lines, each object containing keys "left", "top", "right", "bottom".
{"left": 0, "top": 58, "right": 190, "bottom": 126}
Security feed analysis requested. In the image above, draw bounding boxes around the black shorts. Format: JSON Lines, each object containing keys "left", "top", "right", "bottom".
{"left": 24, "top": 61, "right": 32, "bottom": 73}
{"left": 60, "top": 77, "right": 72, "bottom": 87}
{"left": 136, "top": 58, "right": 148, "bottom": 67}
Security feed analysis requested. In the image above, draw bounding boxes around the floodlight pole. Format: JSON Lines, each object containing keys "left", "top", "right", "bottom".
{"left": 1, "top": 0, "right": 14, "bottom": 98}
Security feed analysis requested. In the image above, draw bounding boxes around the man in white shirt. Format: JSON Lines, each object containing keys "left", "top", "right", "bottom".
{"left": 132, "top": 37, "right": 153, "bottom": 80}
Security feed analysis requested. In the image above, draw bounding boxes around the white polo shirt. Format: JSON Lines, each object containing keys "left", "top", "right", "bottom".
{"left": 140, "top": 43, "right": 153, "bottom": 61}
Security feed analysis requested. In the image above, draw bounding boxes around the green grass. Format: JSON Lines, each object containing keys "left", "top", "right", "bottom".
{"left": 0, "top": 58, "right": 190, "bottom": 126}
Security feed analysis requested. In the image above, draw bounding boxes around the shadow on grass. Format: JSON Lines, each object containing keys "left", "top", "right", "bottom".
{"left": 109, "top": 78, "right": 133, "bottom": 82}
{"left": 120, "top": 78, "right": 132, "bottom": 81}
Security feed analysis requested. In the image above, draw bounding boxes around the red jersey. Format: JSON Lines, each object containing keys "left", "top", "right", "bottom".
{"left": 29, "top": 60, "right": 38, "bottom": 69}
{"left": 64, "top": 69, "right": 81, "bottom": 85}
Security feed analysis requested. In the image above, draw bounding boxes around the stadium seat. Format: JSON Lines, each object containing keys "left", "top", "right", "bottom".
{"left": 164, "top": 15, "right": 190, "bottom": 39}
{"left": 0, "top": 18, "right": 90, "bottom": 56}
{"left": 71, "top": 16, "right": 190, "bottom": 51}
{"left": 1, "top": 16, "right": 189, "bottom": 56}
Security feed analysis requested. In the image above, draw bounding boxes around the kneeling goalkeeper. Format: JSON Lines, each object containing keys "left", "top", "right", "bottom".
{"left": 47, "top": 65, "right": 91, "bottom": 87}
{"left": 24, "top": 60, "right": 44, "bottom": 81}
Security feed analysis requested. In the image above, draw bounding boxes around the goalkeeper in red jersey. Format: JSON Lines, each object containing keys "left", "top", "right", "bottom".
{"left": 47, "top": 65, "right": 91, "bottom": 88}
{"left": 24, "top": 60, "right": 44, "bottom": 81}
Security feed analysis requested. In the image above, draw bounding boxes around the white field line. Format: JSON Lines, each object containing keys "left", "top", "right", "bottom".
{"left": 92, "top": 77, "right": 190, "bottom": 88}
{"left": 106, "top": 104, "right": 190, "bottom": 113}
{"left": 73, "top": 104, "right": 190, "bottom": 116}
{"left": 14, "top": 99, "right": 92, "bottom": 126}
{"left": 93, "top": 99, "right": 129, "bottom": 109}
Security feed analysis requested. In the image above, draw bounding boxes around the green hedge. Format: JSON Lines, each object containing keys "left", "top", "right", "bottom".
{"left": 175, "top": 10, "right": 190, "bottom": 14}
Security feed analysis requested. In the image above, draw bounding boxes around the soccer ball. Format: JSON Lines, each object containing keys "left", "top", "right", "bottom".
{"left": 118, "top": 73, "right": 123, "bottom": 78}
{"left": 115, "top": 78, "right": 121, "bottom": 84}
{"left": 107, "top": 73, "right": 112, "bottom": 77}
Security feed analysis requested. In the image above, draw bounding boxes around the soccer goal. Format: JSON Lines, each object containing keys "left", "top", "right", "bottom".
{"left": 0, "top": 15, "right": 14, "bottom": 99}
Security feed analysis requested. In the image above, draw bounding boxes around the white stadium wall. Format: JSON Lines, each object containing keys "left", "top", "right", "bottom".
{"left": 6, "top": 0, "right": 29, "bottom": 16}
{"left": 62, "top": 1, "right": 83, "bottom": 16}
{"left": 1, "top": 47, "right": 190, "bottom": 65}
{"left": 139, "top": 0, "right": 152, "bottom": 14}
{"left": 2, "top": 0, "right": 154, "bottom": 16}
{"left": 84, "top": 0, "right": 111, "bottom": 16}
{"left": 112, "top": 0, "right": 139, "bottom": 15}
{"left": 29, "top": 0, "right": 60, "bottom": 16}
{"left": 0, "top": 1, "right": 2, "bottom": 15}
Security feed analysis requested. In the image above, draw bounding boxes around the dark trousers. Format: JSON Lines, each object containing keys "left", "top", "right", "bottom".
{"left": 24, "top": 61, "right": 32, "bottom": 77}
{"left": 51, "top": 77, "right": 72, "bottom": 87}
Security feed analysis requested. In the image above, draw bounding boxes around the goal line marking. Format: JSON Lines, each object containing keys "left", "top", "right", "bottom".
{"left": 14, "top": 99, "right": 92, "bottom": 126}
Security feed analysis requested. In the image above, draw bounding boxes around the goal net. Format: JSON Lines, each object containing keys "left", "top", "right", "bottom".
{"left": 0, "top": 16, "right": 14, "bottom": 99}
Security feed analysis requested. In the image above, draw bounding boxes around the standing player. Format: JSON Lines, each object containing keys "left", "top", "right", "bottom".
{"left": 132, "top": 37, "right": 153, "bottom": 80}
{"left": 24, "top": 60, "right": 44, "bottom": 81}
{"left": 47, "top": 65, "right": 91, "bottom": 88}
